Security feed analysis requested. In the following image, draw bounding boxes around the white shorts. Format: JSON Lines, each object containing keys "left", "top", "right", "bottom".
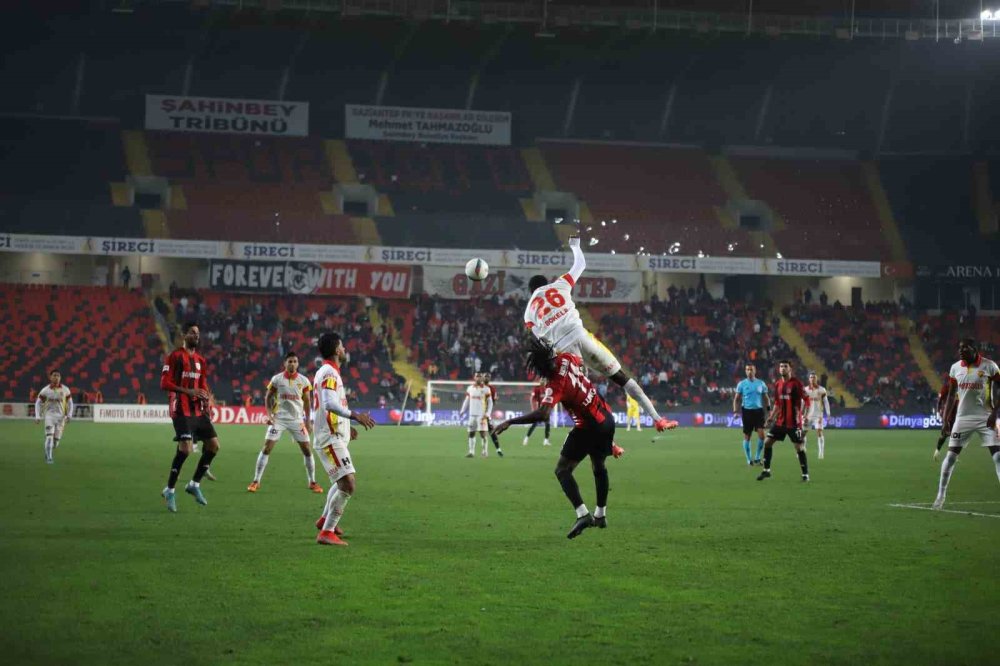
{"left": 314, "top": 435, "right": 355, "bottom": 482}
{"left": 44, "top": 414, "right": 66, "bottom": 439}
{"left": 948, "top": 422, "right": 1000, "bottom": 449}
{"left": 806, "top": 416, "right": 824, "bottom": 430}
{"left": 265, "top": 417, "right": 310, "bottom": 444}
{"left": 467, "top": 415, "right": 488, "bottom": 432}
{"left": 556, "top": 331, "right": 622, "bottom": 377}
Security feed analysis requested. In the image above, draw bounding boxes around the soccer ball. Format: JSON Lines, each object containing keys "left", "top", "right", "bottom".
{"left": 465, "top": 258, "right": 489, "bottom": 281}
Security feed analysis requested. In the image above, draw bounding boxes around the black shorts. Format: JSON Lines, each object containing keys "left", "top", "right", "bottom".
{"left": 172, "top": 414, "right": 217, "bottom": 443}
{"left": 767, "top": 425, "right": 803, "bottom": 445}
{"left": 742, "top": 408, "right": 765, "bottom": 435}
{"left": 560, "top": 418, "right": 615, "bottom": 462}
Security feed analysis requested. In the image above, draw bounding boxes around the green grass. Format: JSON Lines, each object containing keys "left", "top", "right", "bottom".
{"left": 1, "top": 422, "right": 999, "bottom": 665}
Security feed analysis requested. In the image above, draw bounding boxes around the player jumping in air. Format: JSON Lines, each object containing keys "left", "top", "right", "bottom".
{"left": 524, "top": 236, "right": 677, "bottom": 433}
{"left": 803, "top": 372, "right": 831, "bottom": 460}
{"left": 933, "top": 375, "right": 958, "bottom": 460}
{"left": 35, "top": 370, "right": 73, "bottom": 464}
{"left": 757, "top": 360, "right": 810, "bottom": 482}
{"left": 523, "top": 378, "right": 554, "bottom": 446}
{"left": 160, "top": 322, "right": 220, "bottom": 511}
{"left": 313, "top": 333, "right": 376, "bottom": 546}
{"left": 459, "top": 372, "right": 494, "bottom": 458}
{"left": 494, "top": 337, "right": 620, "bottom": 539}
{"left": 247, "top": 351, "right": 322, "bottom": 494}
{"left": 482, "top": 372, "right": 504, "bottom": 457}
{"left": 733, "top": 363, "right": 769, "bottom": 465}
{"left": 932, "top": 338, "right": 1000, "bottom": 510}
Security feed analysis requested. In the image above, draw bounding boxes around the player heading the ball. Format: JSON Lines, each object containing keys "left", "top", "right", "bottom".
{"left": 524, "top": 236, "right": 677, "bottom": 433}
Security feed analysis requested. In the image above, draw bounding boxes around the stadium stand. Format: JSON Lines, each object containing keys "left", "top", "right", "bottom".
{"left": 731, "top": 157, "right": 889, "bottom": 261}
{"left": 1, "top": 285, "right": 161, "bottom": 403}
{"left": 784, "top": 302, "right": 934, "bottom": 410}
{"left": 0, "top": 118, "right": 142, "bottom": 237}
{"left": 168, "top": 291, "right": 406, "bottom": 408}
{"left": 592, "top": 289, "right": 807, "bottom": 409}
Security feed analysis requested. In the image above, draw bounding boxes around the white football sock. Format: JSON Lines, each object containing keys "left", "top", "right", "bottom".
{"left": 468, "top": 437, "right": 474, "bottom": 454}
{"left": 937, "top": 450, "right": 958, "bottom": 499}
{"left": 575, "top": 503, "right": 589, "bottom": 518}
{"left": 254, "top": 451, "right": 269, "bottom": 482}
{"left": 44, "top": 436, "right": 53, "bottom": 461}
{"left": 594, "top": 506, "right": 606, "bottom": 518}
{"left": 624, "top": 379, "right": 662, "bottom": 421}
{"left": 482, "top": 437, "right": 489, "bottom": 455}
{"left": 818, "top": 435, "right": 825, "bottom": 459}
{"left": 320, "top": 486, "right": 338, "bottom": 522}
{"left": 303, "top": 453, "right": 316, "bottom": 483}
{"left": 323, "top": 490, "right": 351, "bottom": 531}
{"left": 522, "top": 436, "right": 529, "bottom": 446}
{"left": 993, "top": 451, "right": 1000, "bottom": 484}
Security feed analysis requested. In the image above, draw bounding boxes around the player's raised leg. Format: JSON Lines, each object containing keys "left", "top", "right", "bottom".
{"left": 185, "top": 433, "right": 219, "bottom": 505}
{"left": 592, "top": 454, "right": 610, "bottom": 529}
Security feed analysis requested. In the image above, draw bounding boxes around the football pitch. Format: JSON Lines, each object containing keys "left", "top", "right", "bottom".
{"left": 2, "top": 422, "right": 999, "bottom": 665}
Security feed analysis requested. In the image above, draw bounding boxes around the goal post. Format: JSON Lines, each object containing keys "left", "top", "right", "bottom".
{"left": 425, "top": 380, "right": 561, "bottom": 427}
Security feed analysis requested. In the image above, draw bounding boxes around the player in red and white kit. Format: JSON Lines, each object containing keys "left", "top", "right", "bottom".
{"left": 494, "top": 337, "right": 621, "bottom": 539}
{"left": 159, "top": 322, "right": 220, "bottom": 511}
{"left": 524, "top": 236, "right": 677, "bottom": 433}
{"left": 932, "top": 338, "right": 1000, "bottom": 510}
{"left": 482, "top": 372, "right": 504, "bottom": 457}
{"left": 523, "top": 378, "right": 554, "bottom": 447}
{"left": 757, "top": 360, "right": 810, "bottom": 482}
{"left": 803, "top": 372, "right": 831, "bottom": 459}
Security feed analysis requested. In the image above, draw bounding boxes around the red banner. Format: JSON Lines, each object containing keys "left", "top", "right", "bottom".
{"left": 210, "top": 405, "right": 271, "bottom": 425}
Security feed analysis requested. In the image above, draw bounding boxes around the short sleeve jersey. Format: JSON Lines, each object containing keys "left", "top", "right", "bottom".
{"left": 313, "top": 361, "right": 350, "bottom": 441}
{"left": 949, "top": 356, "right": 1000, "bottom": 427}
{"left": 37, "top": 385, "right": 72, "bottom": 417}
{"left": 773, "top": 377, "right": 806, "bottom": 428}
{"left": 541, "top": 353, "right": 611, "bottom": 427}
{"left": 804, "top": 385, "right": 828, "bottom": 418}
{"left": 466, "top": 385, "right": 491, "bottom": 417}
{"left": 267, "top": 371, "right": 312, "bottom": 421}
{"left": 162, "top": 348, "right": 209, "bottom": 418}
{"left": 736, "top": 378, "right": 768, "bottom": 410}
{"left": 524, "top": 274, "right": 585, "bottom": 349}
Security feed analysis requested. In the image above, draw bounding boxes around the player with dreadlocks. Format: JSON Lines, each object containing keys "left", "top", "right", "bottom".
{"left": 494, "top": 337, "right": 674, "bottom": 539}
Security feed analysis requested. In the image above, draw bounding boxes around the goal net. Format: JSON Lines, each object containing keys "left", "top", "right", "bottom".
{"left": 425, "top": 380, "right": 562, "bottom": 427}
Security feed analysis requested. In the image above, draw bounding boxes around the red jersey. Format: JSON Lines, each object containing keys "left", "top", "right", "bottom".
{"left": 487, "top": 383, "right": 498, "bottom": 404}
{"left": 773, "top": 376, "right": 805, "bottom": 428}
{"left": 161, "top": 347, "right": 210, "bottom": 418}
{"left": 541, "top": 353, "right": 611, "bottom": 427}
{"left": 530, "top": 384, "right": 546, "bottom": 409}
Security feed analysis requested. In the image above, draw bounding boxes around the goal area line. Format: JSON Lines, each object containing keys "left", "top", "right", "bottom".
{"left": 888, "top": 502, "right": 1000, "bottom": 520}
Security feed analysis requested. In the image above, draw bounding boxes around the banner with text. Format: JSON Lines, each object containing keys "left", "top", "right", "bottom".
{"left": 146, "top": 95, "right": 309, "bottom": 137}
{"left": 345, "top": 104, "right": 511, "bottom": 146}
{"left": 209, "top": 260, "right": 411, "bottom": 298}
{"left": 422, "top": 266, "right": 642, "bottom": 302}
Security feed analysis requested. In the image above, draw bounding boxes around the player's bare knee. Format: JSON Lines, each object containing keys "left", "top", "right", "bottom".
{"left": 178, "top": 440, "right": 193, "bottom": 455}
{"left": 338, "top": 475, "right": 356, "bottom": 495}
{"left": 205, "top": 438, "right": 220, "bottom": 454}
{"left": 262, "top": 441, "right": 276, "bottom": 455}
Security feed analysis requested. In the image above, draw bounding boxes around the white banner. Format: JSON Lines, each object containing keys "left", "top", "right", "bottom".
{"left": 89, "top": 237, "right": 224, "bottom": 259}
{"left": 423, "top": 266, "right": 643, "bottom": 302}
{"left": 94, "top": 404, "right": 172, "bottom": 424}
{"left": 345, "top": 104, "right": 511, "bottom": 146}
{"left": 0, "top": 234, "right": 87, "bottom": 254}
{"left": 146, "top": 95, "right": 309, "bottom": 137}
{"left": 227, "top": 241, "right": 368, "bottom": 263}
{"left": 761, "top": 258, "right": 882, "bottom": 278}
{"left": 372, "top": 246, "right": 508, "bottom": 268}
{"left": 508, "top": 249, "right": 638, "bottom": 272}
{"left": 0, "top": 403, "right": 31, "bottom": 419}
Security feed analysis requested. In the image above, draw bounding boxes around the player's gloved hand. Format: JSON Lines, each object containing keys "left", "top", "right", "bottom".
{"left": 493, "top": 421, "right": 511, "bottom": 436}
{"left": 568, "top": 236, "right": 581, "bottom": 248}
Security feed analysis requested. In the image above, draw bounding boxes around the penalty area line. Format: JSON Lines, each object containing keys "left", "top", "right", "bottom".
{"left": 888, "top": 503, "right": 1000, "bottom": 520}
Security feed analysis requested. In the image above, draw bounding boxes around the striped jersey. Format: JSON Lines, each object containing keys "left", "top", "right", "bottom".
{"left": 773, "top": 377, "right": 806, "bottom": 428}
{"left": 161, "top": 348, "right": 210, "bottom": 418}
{"left": 541, "top": 353, "right": 611, "bottom": 427}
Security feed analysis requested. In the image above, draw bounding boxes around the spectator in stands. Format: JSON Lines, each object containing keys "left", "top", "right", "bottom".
{"left": 121, "top": 265, "right": 131, "bottom": 289}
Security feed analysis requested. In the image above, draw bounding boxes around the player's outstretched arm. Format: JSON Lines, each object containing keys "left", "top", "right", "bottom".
{"left": 494, "top": 405, "right": 552, "bottom": 436}
{"left": 567, "top": 236, "right": 586, "bottom": 282}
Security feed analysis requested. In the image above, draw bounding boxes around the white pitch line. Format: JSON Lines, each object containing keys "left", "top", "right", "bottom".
{"left": 902, "top": 501, "right": 1000, "bottom": 506}
{"left": 888, "top": 503, "right": 1000, "bottom": 520}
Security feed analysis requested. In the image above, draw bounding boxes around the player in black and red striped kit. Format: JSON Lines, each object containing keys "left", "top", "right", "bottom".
{"left": 757, "top": 360, "right": 810, "bottom": 482}
{"left": 494, "top": 337, "right": 677, "bottom": 539}
{"left": 159, "top": 322, "right": 221, "bottom": 511}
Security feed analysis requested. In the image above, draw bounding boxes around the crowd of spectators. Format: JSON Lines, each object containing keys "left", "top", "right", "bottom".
{"left": 164, "top": 290, "right": 406, "bottom": 408}
{"left": 784, "top": 300, "right": 934, "bottom": 410}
